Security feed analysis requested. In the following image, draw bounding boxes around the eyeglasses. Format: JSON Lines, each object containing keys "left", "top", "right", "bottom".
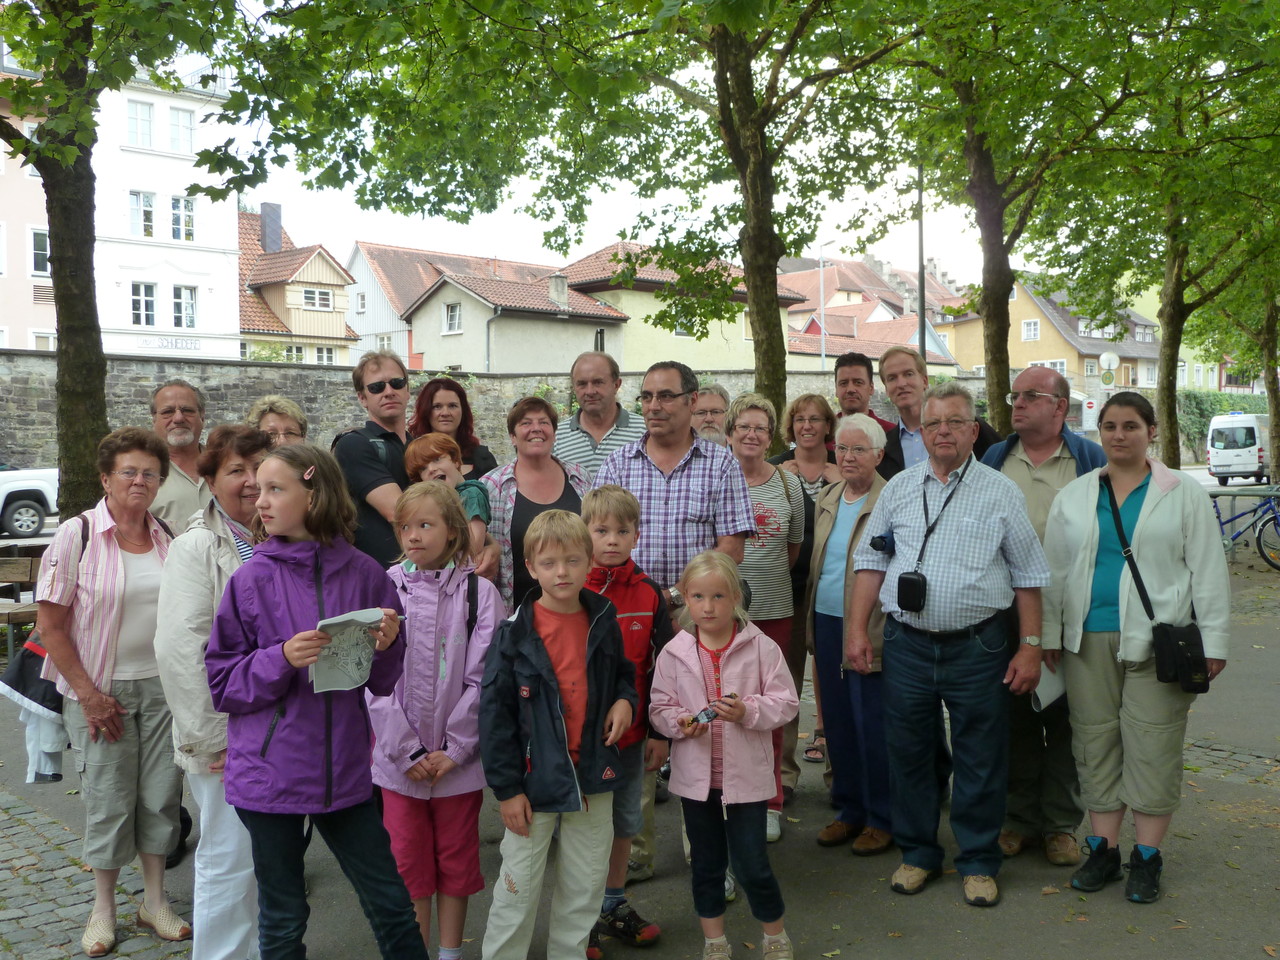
{"left": 793, "top": 416, "right": 827, "bottom": 426}
{"left": 922, "top": 417, "right": 974, "bottom": 433}
{"left": 267, "top": 430, "right": 303, "bottom": 442}
{"left": 364, "top": 377, "right": 408, "bottom": 394}
{"left": 834, "top": 444, "right": 874, "bottom": 458}
{"left": 637, "top": 390, "right": 691, "bottom": 405}
{"left": 156, "top": 406, "right": 199, "bottom": 419}
{"left": 734, "top": 424, "right": 771, "bottom": 436}
{"left": 111, "top": 469, "right": 162, "bottom": 485}
{"left": 1006, "top": 390, "right": 1058, "bottom": 404}
{"left": 693, "top": 407, "right": 726, "bottom": 419}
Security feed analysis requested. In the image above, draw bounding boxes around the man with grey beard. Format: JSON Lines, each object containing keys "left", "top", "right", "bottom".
{"left": 691, "top": 382, "right": 731, "bottom": 445}
{"left": 149, "top": 379, "right": 212, "bottom": 534}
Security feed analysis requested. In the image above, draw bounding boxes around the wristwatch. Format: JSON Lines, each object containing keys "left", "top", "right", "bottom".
{"left": 1021, "top": 635, "right": 1042, "bottom": 648}
{"left": 667, "top": 586, "right": 685, "bottom": 610}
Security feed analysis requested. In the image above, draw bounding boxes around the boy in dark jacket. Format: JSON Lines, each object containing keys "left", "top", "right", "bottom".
{"left": 480, "top": 509, "right": 637, "bottom": 960}
{"left": 581, "top": 486, "right": 672, "bottom": 958}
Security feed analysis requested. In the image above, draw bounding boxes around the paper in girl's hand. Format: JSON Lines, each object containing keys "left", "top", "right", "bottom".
{"left": 309, "top": 608, "right": 384, "bottom": 692}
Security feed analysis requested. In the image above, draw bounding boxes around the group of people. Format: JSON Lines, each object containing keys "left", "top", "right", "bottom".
{"left": 23, "top": 343, "right": 1229, "bottom": 960}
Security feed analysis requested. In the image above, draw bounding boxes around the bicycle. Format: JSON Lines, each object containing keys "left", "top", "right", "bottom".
{"left": 1212, "top": 491, "right": 1280, "bottom": 570}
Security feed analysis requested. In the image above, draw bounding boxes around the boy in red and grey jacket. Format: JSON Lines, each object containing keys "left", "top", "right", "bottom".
{"left": 582, "top": 486, "right": 674, "bottom": 958}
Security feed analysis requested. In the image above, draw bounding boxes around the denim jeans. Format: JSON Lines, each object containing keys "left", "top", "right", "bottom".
{"left": 882, "top": 615, "right": 1011, "bottom": 877}
{"left": 237, "top": 800, "right": 428, "bottom": 960}
{"left": 681, "top": 793, "right": 784, "bottom": 923}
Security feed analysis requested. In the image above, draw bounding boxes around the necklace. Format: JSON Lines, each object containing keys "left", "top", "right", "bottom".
{"left": 114, "top": 528, "right": 149, "bottom": 546}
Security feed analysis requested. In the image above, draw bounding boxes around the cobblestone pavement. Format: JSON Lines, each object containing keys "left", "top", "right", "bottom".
{"left": 0, "top": 792, "right": 192, "bottom": 960}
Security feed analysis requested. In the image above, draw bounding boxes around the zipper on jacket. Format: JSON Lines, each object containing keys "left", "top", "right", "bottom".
{"left": 260, "top": 704, "right": 285, "bottom": 757}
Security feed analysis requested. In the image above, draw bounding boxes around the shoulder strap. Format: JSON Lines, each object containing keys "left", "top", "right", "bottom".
{"left": 78, "top": 512, "right": 90, "bottom": 552}
{"left": 775, "top": 463, "right": 793, "bottom": 499}
{"left": 152, "top": 515, "right": 175, "bottom": 540}
{"left": 1102, "top": 476, "right": 1156, "bottom": 622}
{"left": 465, "top": 571, "right": 479, "bottom": 639}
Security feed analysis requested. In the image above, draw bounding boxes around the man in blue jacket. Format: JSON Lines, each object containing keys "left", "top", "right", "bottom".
{"left": 981, "top": 366, "right": 1105, "bottom": 868}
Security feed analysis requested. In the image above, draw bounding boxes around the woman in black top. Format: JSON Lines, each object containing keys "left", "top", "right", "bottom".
{"left": 409, "top": 377, "right": 498, "bottom": 477}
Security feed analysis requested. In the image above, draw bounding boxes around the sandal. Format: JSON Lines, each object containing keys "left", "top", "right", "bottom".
{"left": 803, "top": 729, "right": 826, "bottom": 763}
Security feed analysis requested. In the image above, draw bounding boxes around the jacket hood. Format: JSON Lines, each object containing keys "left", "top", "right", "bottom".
{"left": 388, "top": 561, "right": 476, "bottom": 595}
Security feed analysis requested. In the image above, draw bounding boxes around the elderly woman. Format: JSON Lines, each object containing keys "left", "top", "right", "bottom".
{"left": 804, "top": 415, "right": 895, "bottom": 855}
{"left": 246, "top": 395, "right": 308, "bottom": 447}
{"left": 770, "top": 394, "right": 841, "bottom": 766}
{"left": 480, "top": 396, "right": 591, "bottom": 611}
{"left": 1043, "top": 392, "right": 1229, "bottom": 904}
{"left": 727, "top": 392, "right": 806, "bottom": 841}
{"left": 36, "top": 428, "right": 188, "bottom": 957}
{"left": 154, "top": 425, "right": 272, "bottom": 960}
{"left": 409, "top": 377, "right": 498, "bottom": 477}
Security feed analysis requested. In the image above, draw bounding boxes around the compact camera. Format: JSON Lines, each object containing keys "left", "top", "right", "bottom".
{"left": 897, "top": 571, "right": 928, "bottom": 612}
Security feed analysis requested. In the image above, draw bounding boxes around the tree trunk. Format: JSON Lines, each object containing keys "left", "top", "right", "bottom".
{"left": 964, "top": 127, "right": 1015, "bottom": 434}
{"left": 41, "top": 147, "right": 109, "bottom": 517}
{"left": 1261, "top": 287, "right": 1279, "bottom": 484}
{"left": 710, "top": 26, "right": 788, "bottom": 452}
{"left": 1155, "top": 202, "right": 1189, "bottom": 469}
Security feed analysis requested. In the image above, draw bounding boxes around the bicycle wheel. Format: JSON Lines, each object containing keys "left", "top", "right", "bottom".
{"left": 1255, "top": 515, "right": 1280, "bottom": 571}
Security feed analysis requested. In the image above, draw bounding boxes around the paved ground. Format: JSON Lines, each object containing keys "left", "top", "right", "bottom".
{"left": 2, "top": 559, "right": 1278, "bottom": 960}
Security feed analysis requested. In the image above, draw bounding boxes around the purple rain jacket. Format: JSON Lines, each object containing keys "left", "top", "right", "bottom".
{"left": 206, "top": 536, "right": 404, "bottom": 814}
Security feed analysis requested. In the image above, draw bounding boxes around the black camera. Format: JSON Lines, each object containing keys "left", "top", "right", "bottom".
{"left": 870, "top": 531, "right": 895, "bottom": 554}
{"left": 897, "top": 571, "right": 928, "bottom": 612}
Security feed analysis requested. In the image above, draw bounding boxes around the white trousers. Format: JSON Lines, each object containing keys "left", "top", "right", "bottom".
{"left": 22, "top": 708, "right": 65, "bottom": 780}
{"left": 188, "top": 771, "right": 259, "bottom": 960}
{"left": 482, "top": 792, "right": 614, "bottom": 960}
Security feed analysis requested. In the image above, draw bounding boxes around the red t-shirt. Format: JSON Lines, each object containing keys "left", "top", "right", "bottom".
{"left": 534, "top": 604, "right": 590, "bottom": 764}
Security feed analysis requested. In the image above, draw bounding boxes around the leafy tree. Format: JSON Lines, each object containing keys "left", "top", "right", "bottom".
{"left": 0, "top": 0, "right": 238, "bottom": 513}
{"left": 200, "top": 0, "right": 928, "bottom": 426}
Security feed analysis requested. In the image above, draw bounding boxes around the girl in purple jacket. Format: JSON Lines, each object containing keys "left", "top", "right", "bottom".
{"left": 370, "top": 482, "right": 503, "bottom": 957}
{"left": 206, "top": 445, "right": 427, "bottom": 960}
{"left": 649, "top": 552, "right": 799, "bottom": 960}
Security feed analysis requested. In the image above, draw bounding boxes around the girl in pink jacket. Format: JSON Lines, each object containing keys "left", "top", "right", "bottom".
{"left": 649, "top": 552, "right": 799, "bottom": 960}
{"left": 368, "top": 482, "right": 503, "bottom": 958}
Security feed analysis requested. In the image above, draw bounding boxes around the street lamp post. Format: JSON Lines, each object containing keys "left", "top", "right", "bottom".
{"left": 817, "top": 240, "right": 834, "bottom": 370}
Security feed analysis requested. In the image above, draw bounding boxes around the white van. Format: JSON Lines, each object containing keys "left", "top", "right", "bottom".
{"left": 1207, "top": 412, "right": 1271, "bottom": 486}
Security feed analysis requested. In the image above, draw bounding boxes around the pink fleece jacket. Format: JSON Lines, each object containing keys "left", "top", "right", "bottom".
{"left": 649, "top": 622, "right": 798, "bottom": 804}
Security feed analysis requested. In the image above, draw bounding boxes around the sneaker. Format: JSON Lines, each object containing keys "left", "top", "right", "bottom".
{"left": 766, "top": 809, "right": 782, "bottom": 843}
{"left": 890, "top": 863, "right": 940, "bottom": 895}
{"left": 762, "top": 933, "right": 794, "bottom": 960}
{"left": 1124, "top": 846, "right": 1163, "bottom": 903}
{"left": 626, "top": 859, "right": 654, "bottom": 884}
{"left": 962, "top": 874, "right": 1000, "bottom": 907}
{"left": 702, "top": 937, "right": 732, "bottom": 960}
{"left": 587, "top": 926, "right": 604, "bottom": 960}
{"left": 1044, "top": 832, "right": 1082, "bottom": 866}
{"left": 724, "top": 873, "right": 737, "bottom": 903}
{"left": 1070, "top": 836, "right": 1123, "bottom": 892}
{"left": 597, "top": 902, "right": 661, "bottom": 946}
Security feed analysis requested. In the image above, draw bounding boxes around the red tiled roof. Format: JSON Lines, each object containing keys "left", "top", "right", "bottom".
{"left": 410, "top": 275, "right": 627, "bottom": 322}
{"left": 562, "top": 241, "right": 805, "bottom": 302}
{"left": 239, "top": 212, "right": 296, "bottom": 335}
{"left": 786, "top": 331, "right": 951, "bottom": 366}
{"left": 796, "top": 300, "right": 888, "bottom": 336}
{"left": 356, "top": 241, "right": 557, "bottom": 317}
{"left": 248, "top": 245, "right": 355, "bottom": 288}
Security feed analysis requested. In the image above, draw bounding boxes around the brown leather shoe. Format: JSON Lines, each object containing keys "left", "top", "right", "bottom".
{"left": 998, "top": 829, "right": 1031, "bottom": 857}
{"left": 962, "top": 874, "right": 1000, "bottom": 907}
{"left": 817, "top": 820, "right": 859, "bottom": 847}
{"left": 851, "top": 826, "right": 894, "bottom": 856}
{"left": 1044, "top": 832, "right": 1082, "bottom": 866}
{"left": 890, "top": 863, "right": 941, "bottom": 895}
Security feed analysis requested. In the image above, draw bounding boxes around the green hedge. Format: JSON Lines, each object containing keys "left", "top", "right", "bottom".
{"left": 1176, "top": 390, "right": 1270, "bottom": 459}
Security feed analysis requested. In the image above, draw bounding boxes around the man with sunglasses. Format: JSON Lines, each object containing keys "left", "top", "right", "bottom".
{"left": 334, "top": 350, "right": 412, "bottom": 566}
{"left": 981, "top": 365, "right": 1104, "bottom": 868}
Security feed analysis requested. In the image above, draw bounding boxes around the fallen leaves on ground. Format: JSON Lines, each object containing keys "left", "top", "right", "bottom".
{"left": 1041, "top": 886, "right": 1060, "bottom": 896}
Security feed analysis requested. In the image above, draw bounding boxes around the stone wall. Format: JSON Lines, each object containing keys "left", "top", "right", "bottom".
{"left": 0, "top": 349, "right": 968, "bottom": 468}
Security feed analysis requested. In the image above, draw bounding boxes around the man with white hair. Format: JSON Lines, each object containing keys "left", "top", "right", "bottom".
{"left": 691, "top": 382, "right": 731, "bottom": 445}
{"left": 149, "top": 379, "right": 211, "bottom": 534}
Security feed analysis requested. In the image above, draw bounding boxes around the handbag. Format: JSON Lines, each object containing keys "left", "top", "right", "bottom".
{"left": 1102, "top": 476, "right": 1211, "bottom": 693}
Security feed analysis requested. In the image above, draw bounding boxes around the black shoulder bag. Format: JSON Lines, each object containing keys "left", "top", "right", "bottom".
{"left": 1102, "top": 476, "right": 1210, "bottom": 693}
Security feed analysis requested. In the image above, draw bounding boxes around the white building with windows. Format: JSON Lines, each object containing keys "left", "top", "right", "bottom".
{"left": 0, "top": 49, "right": 240, "bottom": 357}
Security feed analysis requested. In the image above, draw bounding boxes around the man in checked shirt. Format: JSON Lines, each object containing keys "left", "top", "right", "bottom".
{"left": 846, "top": 381, "right": 1049, "bottom": 910}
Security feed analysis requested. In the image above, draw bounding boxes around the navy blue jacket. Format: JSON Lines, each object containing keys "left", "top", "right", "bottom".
{"left": 981, "top": 425, "right": 1106, "bottom": 477}
{"left": 480, "top": 588, "right": 637, "bottom": 812}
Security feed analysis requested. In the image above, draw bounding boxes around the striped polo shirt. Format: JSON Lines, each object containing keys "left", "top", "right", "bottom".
{"left": 552, "top": 406, "right": 646, "bottom": 479}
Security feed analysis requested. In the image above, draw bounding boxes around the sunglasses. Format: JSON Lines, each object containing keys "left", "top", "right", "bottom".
{"left": 364, "top": 377, "right": 408, "bottom": 395}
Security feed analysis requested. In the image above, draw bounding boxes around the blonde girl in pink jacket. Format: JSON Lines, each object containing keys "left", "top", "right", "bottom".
{"left": 649, "top": 552, "right": 799, "bottom": 960}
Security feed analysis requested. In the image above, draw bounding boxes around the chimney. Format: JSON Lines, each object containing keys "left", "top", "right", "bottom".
{"left": 903, "top": 291, "right": 917, "bottom": 316}
{"left": 260, "top": 202, "right": 283, "bottom": 254}
{"left": 862, "top": 253, "right": 883, "bottom": 278}
{"left": 926, "top": 256, "right": 940, "bottom": 279}
{"left": 549, "top": 272, "right": 569, "bottom": 309}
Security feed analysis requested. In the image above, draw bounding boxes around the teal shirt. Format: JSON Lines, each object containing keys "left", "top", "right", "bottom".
{"left": 456, "top": 479, "right": 491, "bottom": 525}
{"left": 1084, "top": 474, "right": 1151, "bottom": 632}
{"left": 815, "top": 494, "right": 866, "bottom": 617}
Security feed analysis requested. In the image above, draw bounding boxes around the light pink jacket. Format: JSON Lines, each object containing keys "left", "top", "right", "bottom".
{"left": 649, "top": 623, "right": 798, "bottom": 804}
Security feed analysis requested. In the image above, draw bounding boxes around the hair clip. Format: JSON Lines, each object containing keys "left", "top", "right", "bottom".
{"left": 302, "top": 465, "right": 316, "bottom": 481}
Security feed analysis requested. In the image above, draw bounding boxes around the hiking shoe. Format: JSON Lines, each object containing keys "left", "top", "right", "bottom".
{"left": 626, "top": 859, "right": 654, "bottom": 884}
{"left": 962, "top": 874, "right": 1000, "bottom": 907}
{"left": 851, "top": 826, "right": 894, "bottom": 856}
{"left": 597, "top": 902, "right": 661, "bottom": 946}
{"left": 703, "top": 937, "right": 732, "bottom": 960}
{"left": 1044, "top": 832, "right": 1081, "bottom": 866}
{"left": 890, "top": 863, "right": 941, "bottom": 895}
{"left": 998, "top": 829, "right": 1031, "bottom": 857}
{"left": 587, "top": 926, "right": 604, "bottom": 960}
{"left": 1070, "top": 836, "right": 1123, "bottom": 892}
{"left": 762, "top": 933, "right": 794, "bottom": 960}
{"left": 1124, "top": 846, "right": 1163, "bottom": 903}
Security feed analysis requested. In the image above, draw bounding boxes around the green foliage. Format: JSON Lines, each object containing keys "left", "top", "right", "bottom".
{"left": 248, "top": 342, "right": 288, "bottom": 363}
{"left": 1175, "top": 390, "right": 1270, "bottom": 459}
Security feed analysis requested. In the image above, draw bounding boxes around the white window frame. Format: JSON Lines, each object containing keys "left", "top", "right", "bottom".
{"left": 1041, "top": 359, "right": 1067, "bottom": 375}
{"left": 30, "top": 228, "right": 50, "bottom": 277}
{"left": 131, "top": 282, "right": 157, "bottom": 326}
{"left": 442, "top": 301, "right": 462, "bottom": 334}
{"left": 316, "top": 346, "right": 335, "bottom": 365}
{"left": 1144, "top": 363, "right": 1156, "bottom": 385}
{"left": 356, "top": 292, "right": 367, "bottom": 313}
{"left": 1177, "top": 365, "right": 1187, "bottom": 387}
{"left": 31, "top": 329, "right": 57, "bottom": 351}
{"left": 173, "top": 285, "right": 196, "bottom": 328}
{"left": 169, "top": 107, "right": 195, "bottom": 153}
{"left": 1021, "top": 319, "right": 1039, "bottom": 341}
{"left": 376, "top": 334, "right": 392, "bottom": 351}
{"left": 303, "top": 288, "right": 333, "bottom": 311}
{"left": 171, "top": 195, "right": 195, "bottom": 242}
{"left": 240, "top": 341, "right": 250, "bottom": 360}
{"left": 130, "top": 191, "right": 155, "bottom": 237}
{"left": 936, "top": 331, "right": 949, "bottom": 348}
{"left": 284, "top": 344, "right": 305, "bottom": 363}
{"left": 1084, "top": 359, "right": 1098, "bottom": 376}
{"left": 973, "top": 364, "right": 985, "bottom": 376}
{"left": 127, "top": 100, "right": 153, "bottom": 148}
{"left": 1194, "top": 364, "right": 1204, "bottom": 386}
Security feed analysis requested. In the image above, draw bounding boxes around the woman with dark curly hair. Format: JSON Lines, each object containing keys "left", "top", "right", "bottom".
{"left": 408, "top": 377, "right": 497, "bottom": 477}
